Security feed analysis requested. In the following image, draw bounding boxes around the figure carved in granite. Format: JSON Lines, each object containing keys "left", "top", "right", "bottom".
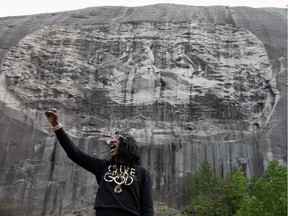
{"left": 1, "top": 21, "right": 280, "bottom": 131}
{"left": 173, "top": 43, "right": 203, "bottom": 78}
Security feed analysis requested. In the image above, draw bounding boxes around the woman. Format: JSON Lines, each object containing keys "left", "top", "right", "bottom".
{"left": 44, "top": 109, "right": 154, "bottom": 216}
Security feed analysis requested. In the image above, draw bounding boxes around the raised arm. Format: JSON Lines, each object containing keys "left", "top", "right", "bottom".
{"left": 44, "top": 109, "right": 102, "bottom": 173}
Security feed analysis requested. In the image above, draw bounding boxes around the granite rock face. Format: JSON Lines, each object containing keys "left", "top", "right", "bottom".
{"left": 0, "top": 4, "right": 286, "bottom": 215}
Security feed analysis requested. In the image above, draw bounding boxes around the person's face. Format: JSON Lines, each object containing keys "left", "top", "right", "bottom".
{"left": 108, "top": 139, "right": 120, "bottom": 158}
{"left": 143, "top": 43, "right": 150, "bottom": 50}
{"left": 126, "top": 43, "right": 132, "bottom": 51}
{"left": 106, "top": 134, "right": 125, "bottom": 158}
{"left": 177, "top": 45, "right": 185, "bottom": 54}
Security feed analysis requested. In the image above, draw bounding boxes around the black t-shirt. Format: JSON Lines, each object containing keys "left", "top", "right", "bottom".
{"left": 55, "top": 128, "right": 154, "bottom": 216}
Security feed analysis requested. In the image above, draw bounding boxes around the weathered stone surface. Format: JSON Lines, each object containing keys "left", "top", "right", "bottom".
{"left": 0, "top": 4, "right": 286, "bottom": 216}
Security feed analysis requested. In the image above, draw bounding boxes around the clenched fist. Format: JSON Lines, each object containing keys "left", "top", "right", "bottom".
{"left": 44, "top": 109, "right": 59, "bottom": 127}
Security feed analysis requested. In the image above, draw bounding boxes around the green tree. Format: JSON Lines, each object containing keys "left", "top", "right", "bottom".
{"left": 184, "top": 160, "right": 286, "bottom": 216}
{"left": 185, "top": 161, "right": 228, "bottom": 215}
{"left": 236, "top": 160, "right": 287, "bottom": 216}
{"left": 187, "top": 160, "right": 216, "bottom": 197}
{"left": 224, "top": 168, "right": 249, "bottom": 215}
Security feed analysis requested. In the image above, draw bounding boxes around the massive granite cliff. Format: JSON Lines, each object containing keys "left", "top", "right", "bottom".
{"left": 0, "top": 4, "right": 286, "bottom": 215}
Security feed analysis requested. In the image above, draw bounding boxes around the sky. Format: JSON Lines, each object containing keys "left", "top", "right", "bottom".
{"left": 0, "top": 0, "right": 287, "bottom": 17}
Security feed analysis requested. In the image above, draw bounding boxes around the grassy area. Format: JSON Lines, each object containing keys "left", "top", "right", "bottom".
{"left": 154, "top": 202, "right": 186, "bottom": 216}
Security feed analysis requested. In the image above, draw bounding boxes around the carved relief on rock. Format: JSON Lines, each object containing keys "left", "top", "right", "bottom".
{"left": 0, "top": 21, "right": 279, "bottom": 131}
{"left": 173, "top": 42, "right": 203, "bottom": 78}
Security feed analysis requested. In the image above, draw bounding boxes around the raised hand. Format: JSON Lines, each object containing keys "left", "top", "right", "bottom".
{"left": 44, "top": 109, "right": 59, "bottom": 127}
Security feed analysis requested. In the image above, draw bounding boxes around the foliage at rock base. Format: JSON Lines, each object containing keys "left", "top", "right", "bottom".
{"left": 183, "top": 160, "right": 287, "bottom": 216}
